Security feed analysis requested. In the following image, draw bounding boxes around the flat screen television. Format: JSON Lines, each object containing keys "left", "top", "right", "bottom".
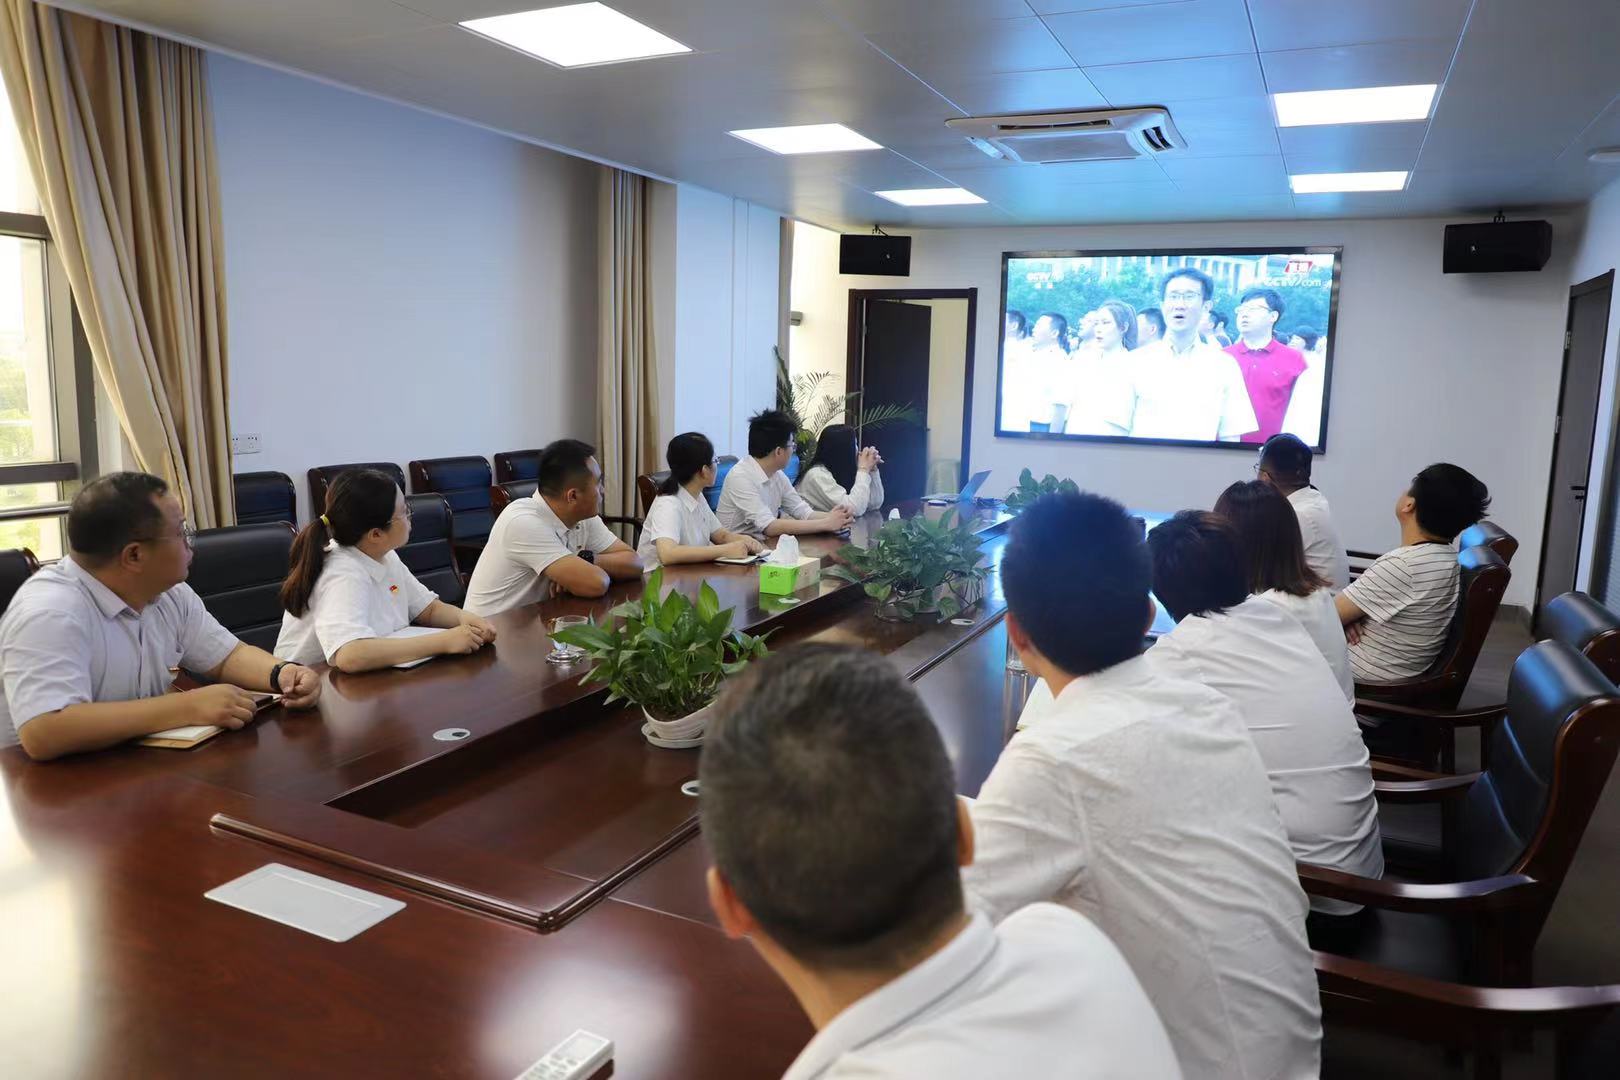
{"left": 995, "top": 247, "right": 1341, "bottom": 450}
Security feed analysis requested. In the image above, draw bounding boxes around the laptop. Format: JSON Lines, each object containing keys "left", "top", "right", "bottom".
{"left": 924, "top": 469, "right": 992, "bottom": 505}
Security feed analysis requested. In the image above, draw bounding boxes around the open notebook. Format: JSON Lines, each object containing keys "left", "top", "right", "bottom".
{"left": 138, "top": 692, "right": 281, "bottom": 750}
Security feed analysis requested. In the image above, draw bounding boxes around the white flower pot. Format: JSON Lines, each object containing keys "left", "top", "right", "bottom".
{"left": 641, "top": 701, "right": 714, "bottom": 749}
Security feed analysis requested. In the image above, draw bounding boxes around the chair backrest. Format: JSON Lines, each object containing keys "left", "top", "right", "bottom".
{"left": 1457, "top": 641, "right": 1620, "bottom": 937}
{"left": 785, "top": 452, "right": 801, "bottom": 484}
{"left": 306, "top": 462, "right": 405, "bottom": 517}
{"left": 397, "top": 493, "right": 464, "bottom": 605}
{"left": 187, "top": 523, "right": 295, "bottom": 652}
{"left": 233, "top": 471, "right": 296, "bottom": 526}
{"left": 494, "top": 449, "right": 542, "bottom": 483}
{"left": 409, "top": 456, "right": 493, "bottom": 546}
{"left": 1458, "top": 520, "right": 1518, "bottom": 566}
{"left": 703, "top": 455, "right": 738, "bottom": 511}
{"left": 637, "top": 472, "right": 669, "bottom": 516}
{"left": 1542, "top": 592, "right": 1620, "bottom": 684}
{"left": 490, "top": 480, "right": 537, "bottom": 517}
{"left": 0, "top": 547, "right": 39, "bottom": 614}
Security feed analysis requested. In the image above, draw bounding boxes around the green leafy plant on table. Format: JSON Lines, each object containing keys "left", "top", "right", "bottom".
{"left": 775, "top": 346, "right": 921, "bottom": 462}
{"left": 827, "top": 509, "right": 988, "bottom": 622}
{"left": 1005, "top": 467, "right": 1080, "bottom": 510}
{"left": 551, "top": 569, "right": 771, "bottom": 724}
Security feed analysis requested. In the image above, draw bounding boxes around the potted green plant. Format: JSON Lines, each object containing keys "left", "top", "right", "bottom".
{"left": 775, "top": 346, "right": 921, "bottom": 461}
{"left": 1005, "top": 467, "right": 1080, "bottom": 510}
{"left": 551, "top": 570, "right": 771, "bottom": 748}
{"left": 827, "top": 510, "right": 988, "bottom": 622}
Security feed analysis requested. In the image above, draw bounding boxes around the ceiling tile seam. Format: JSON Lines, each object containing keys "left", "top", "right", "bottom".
{"left": 810, "top": 3, "right": 976, "bottom": 120}
{"left": 1236, "top": 0, "right": 1286, "bottom": 171}
{"left": 1407, "top": 0, "right": 1479, "bottom": 178}
{"left": 1029, "top": 12, "right": 1109, "bottom": 105}
{"left": 1549, "top": 89, "right": 1620, "bottom": 165}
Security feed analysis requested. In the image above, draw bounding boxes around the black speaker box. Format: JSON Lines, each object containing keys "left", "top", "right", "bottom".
{"left": 839, "top": 234, "right": 911, "bottom": 276}
{"left": 1443, "top": 220, "right": 1552, "bottom": 273}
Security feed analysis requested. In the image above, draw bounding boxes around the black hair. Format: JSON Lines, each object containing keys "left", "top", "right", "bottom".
{"left": 67, "top": 471, "right": 169, "bottom": 563}
{"left": 1138, "top": 307, "right": 1166, "bottom": 339}
{"left": 1161, "top": 266, "right": 1214, "bottom": 301}
{"left": 1409, "top": 463, "right": 1491, "bottom": 540}
{"left": 1002, "top": 492, "right": 1149, "bottom": 675}
{"left": 1147, "top": 510, "right": 1251, "bottom": 623}
{"left": 1098, "top": 299, "right": 1138, "bottom": 350}
{"left": 537, "top": 438, "right": 597, "bottom": 498}
{"left": 660, "top": 432, "right": 714, "bottom": 496}
{"left": 1005, "top": 310, "right": 1028, "bottom": 338}
{"left": 1239, "top": 287, "right": 1286, "bottom": 318}
{"left": 1291, "top": 328, "right": 1320, "bottom": 350}
{"left": 700, "top": 644, "right": 963, "bottom": 971}
{"left": 281, "top": 468, "right": 399, "bottom": 617}
{"left": 808, "top": 423, "right": 859, "bottom": 493}
{"left": 1212, "top": 309, "right": 1232, "bottom": 331}
{"left": 1214, "top": 481, "right": 1327, "bottom": 598}
{"left": 1036, "top": 311, "right": 1071, "bottom": 353}
{"left": 747, "top": 409, "right": 797, "bottom": 459}
{"left": 1258, "top": 433, "right": 1313, "bottom": 487}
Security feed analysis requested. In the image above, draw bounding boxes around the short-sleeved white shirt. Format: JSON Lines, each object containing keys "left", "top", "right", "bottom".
{"left": 716, "top": 455, "right": 814, "bottom": 535}
{"left": 274, "top": 545, "right": 437, "bottom": 666}
{"left": 1343, "top": 542, "right": 1459, "bottom": 682}
{"left": 463, "top": 495, "right": 622, "bottom": 616}
{"left": 0, "top": 558, "right": 240, "bottom": 748}
{"left": 637, "top": 487, "right": 725, "bottom": 565}
{"left": 797, "top": 464, "right": 885, "bottom": 517}
{"left": 1289, "top": 486, "right": 1350, "bottom": 591}
{"left": 1124, "top": 337, "right": 1259, "bottom": 441}
{"left": 1259, "top": 587, "right": 1355, "bottom": 701}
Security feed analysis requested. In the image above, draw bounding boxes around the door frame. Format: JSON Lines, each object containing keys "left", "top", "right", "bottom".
{"left": 1536, "top": 269, "right": 1614, "bottom": 616}
{"left": 846, "top": 288, "right": 978, "bottom": 490}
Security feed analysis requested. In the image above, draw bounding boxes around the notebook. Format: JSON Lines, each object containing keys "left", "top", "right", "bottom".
{"left": 386, "top": 625, "right": 442, "bottom": 669}
{"left": 138, "top": 692, "right": 281, "bottom": 749}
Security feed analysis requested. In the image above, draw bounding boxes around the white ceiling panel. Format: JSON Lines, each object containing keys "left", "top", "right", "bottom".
{"left": 85, "top": 0, "right": 437, "bottom": 51}
{"left": 1276, "top": 123, "right": 1428, "bottom": 169}
{"left": 940, "top": 157, "right": 1172, "bottom": 197}
{"left": 1029, "top": 0, "right": 1185, "bottom": 13}
{"left": 1158, "top": 154, "right": 1291, "bottom": 194}
{"left": 865, "top": 18, "right": 1074, "bottom": 81}
{"left": 1042, "top": 0, "right": 1257, "bottom": 68}
{"left": 817, "top": 0, "right": 1035, "bottom": 35}
{"left": 1246, "top": 0, "right": 1471, "bottom": 53}
{"left": 1084, "top": 54, "right": 1266, "bottom": 106}
{"left": 1160, "top": 96, "right": 1284, "bottom": 158}
{"left": 1259, "top": 40, "right": 1457, "bottom": 95}
{"left": 925, "top": 67, "right": 1108, "bottom": 115}
{"left": 1282, "top": 144, "right": 1419, "bottom": 177}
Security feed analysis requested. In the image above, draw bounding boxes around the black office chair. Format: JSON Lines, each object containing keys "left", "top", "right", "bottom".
{"left": 188, "top": 524, "right": 295, "bottom": 652}
{"left": 494, "top": 449, "right": 542, "bottom": 483}
{"left": 491, "top": 480, "right": 537, "bottom": 517}
{"left": 0, "top": 547, "right": 39, "bottom": 614}
{"left": 232, "top": 472, "right": 296, "bottom": 526}
{"left": 307, "top": 462, "right": 405, "bottom": 517}
{"left": 409, "top": 456, "right": 493, "bottom": 567}
{"left": 398, "top": 493, "right": 465, "bottom": 606}
{"left": 1540, "top": 592, "right": 1620, "bottom": 682}
{"left": 1458, "top": 520, "right": 1519, "bottom": 566}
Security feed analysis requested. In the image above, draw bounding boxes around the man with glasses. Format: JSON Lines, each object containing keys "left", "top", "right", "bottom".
{"left": 1122, "top": 268, "right": 1258, "bottom": 443}
{"left": 0, "top": 472, "right": 321, "bottom": 760}
{"left": 1226, "top": 288, "right": 1307, "bottom": 445}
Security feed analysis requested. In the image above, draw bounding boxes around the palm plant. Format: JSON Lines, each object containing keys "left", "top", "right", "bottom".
{"left": 775, "top": 346, "right": 921, "bottom": 462}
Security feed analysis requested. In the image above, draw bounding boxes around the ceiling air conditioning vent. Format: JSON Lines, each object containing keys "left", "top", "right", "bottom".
{"left": 945, "top": 107, "right": 1186, "bottom": 164}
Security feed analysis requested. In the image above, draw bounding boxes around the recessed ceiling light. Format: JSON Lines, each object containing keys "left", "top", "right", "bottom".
{"left": 1589, "top": 147, "right": 1620, "bottom": 164}
{"left": 875, "top": 187, "right": 987, "bottom": 206}
{"left": 1289, "top": 171, "right": 1410, "bottom": 194}
{"left": 727, "top": 124, "right": 882, "bottom": 155}
{"left": 460, "top": 3, "right": 690, "bottom": 69}
{"left": 1273, "top": 84, "right": 1438, "bottom": 127}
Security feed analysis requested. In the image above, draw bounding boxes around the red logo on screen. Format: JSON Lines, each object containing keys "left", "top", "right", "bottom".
{"left": 1285, "top": 258, "right": 1314, "bottom": 275}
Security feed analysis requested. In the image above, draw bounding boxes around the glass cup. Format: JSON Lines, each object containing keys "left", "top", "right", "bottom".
{"left": 1005, "top": 631, "right": 1027, "bottom": 674}
{"left": 548, "top": 615, "right": 589, "bottom": 664}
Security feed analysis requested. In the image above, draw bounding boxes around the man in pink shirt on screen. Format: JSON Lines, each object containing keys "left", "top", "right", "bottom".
{"left": 1226, "top": 287, "right": 1307, "bottom": 445}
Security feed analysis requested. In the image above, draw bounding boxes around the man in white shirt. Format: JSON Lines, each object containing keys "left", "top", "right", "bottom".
{"left": 966, "top": 491, "right": 1321, "bottom": 1079}
{"left": 701, "top": 644, "right": 1180, "bottom": 1080}
{"left": 1147, "top": 510, "right": 1383, "bottom": 917}
{"left": 1257, "top": 433, "right": 1350, "bottom": 590}
{"left": 0, "top": 472, "right": 321, "bottom": 760}
{"left": 717, "top": 410, "right": 852, "bottom": 538}
{"left": 1339, "top": 463, "right": 1492, "bottom": 683}
{"left": 1123, "top": 268, "right": 1258, "bottom": 442}
{"left": 463, "top": 439, "right": 642, "bottom": 615}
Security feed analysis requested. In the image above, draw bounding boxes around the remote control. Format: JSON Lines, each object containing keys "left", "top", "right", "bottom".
{"left": 513, "top": 1030, "right": 613, "bottom": 1080}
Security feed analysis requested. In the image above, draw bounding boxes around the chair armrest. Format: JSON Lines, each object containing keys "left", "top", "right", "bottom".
{"left": 1298, "top": 863, "right": 1539, "bottom": 913}
{"left": 1373, "top": 771, "right": 1481, "bottom": 804}
{"left": 1355, "top": 698, "right": 1506, "bottom": 727}
{"left": 1371, "top": 761, "right": 1448, "bottom": 781}
{"left": 1316, "top": 951, "right": 1620, "bottom": 1027}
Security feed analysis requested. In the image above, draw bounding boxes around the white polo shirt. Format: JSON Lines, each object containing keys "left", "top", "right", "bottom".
{"left": 0, "top": 558, "right": 240, "bottom": 748}
{"left": 1259, "top": 587, "right": 1355, "bottom": 701}
{"left": 797, "top": 465, "right": 885, "bottom": 517}
{"left": 964, "top": 654, "right": 1321, "bottom": 1080}
{"left": 1151, "top": 596, "right": 1383, "bottom": 915}
{"left": 716, "top": 455, "right": 815, "bottom": 535}
{"left": 781, "top": 905, "right": 1181, "bottom": 1080}
{"left": 1124, "top": 337, "right": 1258, "bottom": 441}
{"left": 1288, "top": 485, "right": 1350, "bottom": 591}
{"left": 637, "top": 486, "right": 726, "bottom": 564}
{"left": 464, "top": 495, "right": 621, "bottom": 616}
{"left": 274, "top": 545, "right": 437, "bottom": 666}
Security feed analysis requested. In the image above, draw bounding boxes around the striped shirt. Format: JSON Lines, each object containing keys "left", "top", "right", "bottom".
{"left": 1343, "top": 542, "right": 1459, "bottom": 682}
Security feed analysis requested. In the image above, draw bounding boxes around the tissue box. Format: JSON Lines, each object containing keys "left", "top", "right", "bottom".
{"left": 759, "top": 555, "right": 821, "bottom": 596}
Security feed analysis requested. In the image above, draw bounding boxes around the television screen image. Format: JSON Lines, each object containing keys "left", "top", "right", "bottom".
{"left": 996, "top": 248, "right": 1340, "bottom": 450}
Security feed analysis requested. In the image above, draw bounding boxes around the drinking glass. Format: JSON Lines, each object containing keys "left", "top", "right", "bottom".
{"left": 548, "top": 615, "right": 589, "bottom": 664}
{"left": 1005, "top": 630, "right": 1027, "bottom": 674}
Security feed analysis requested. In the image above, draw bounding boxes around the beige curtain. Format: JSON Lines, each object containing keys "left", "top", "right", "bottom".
{"left": 0, "top": 3, "right": 233, "bottom": 525}
{"left": 597, "top": 167, "right": 659, "bottom": 542}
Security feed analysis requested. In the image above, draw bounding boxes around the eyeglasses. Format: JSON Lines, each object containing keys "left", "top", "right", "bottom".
{"left": 1236, "top": 303, "right": 1274, "bottom": 318}
{"left": 140, "top": 520, "right": 195, "bottom": 550}
{"left": 1164, "top": 290, "right": 1205, "bottom": 304}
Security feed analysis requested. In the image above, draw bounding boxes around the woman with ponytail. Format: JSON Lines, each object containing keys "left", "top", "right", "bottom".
{"left": 275, "top": 469, "right": 497, "bottom": 672}
{"left": 637, "top": 432, "right": 766, "bottom": 566}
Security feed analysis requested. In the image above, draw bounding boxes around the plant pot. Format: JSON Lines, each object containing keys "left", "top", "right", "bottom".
{"left": 641, "top": 701, "right": 714, "bottom": 749}
{"left": 874, "top": 576, "right": 986, "bottom": 622}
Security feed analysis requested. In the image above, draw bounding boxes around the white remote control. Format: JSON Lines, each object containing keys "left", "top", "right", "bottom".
{"left": 513, "top": 1030, "right": 613, "bottom": 1080}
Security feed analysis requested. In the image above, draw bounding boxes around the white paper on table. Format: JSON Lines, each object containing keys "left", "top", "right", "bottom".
{"left": 385, "top": 625, "right": 441, "bottom": 669}
{"left": 145, "top": 723, "right": 221, "bottom": 741}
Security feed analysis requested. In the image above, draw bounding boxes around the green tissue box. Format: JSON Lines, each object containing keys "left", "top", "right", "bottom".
{"left": 759, "top": 555, "right": 821, "bottom": 596}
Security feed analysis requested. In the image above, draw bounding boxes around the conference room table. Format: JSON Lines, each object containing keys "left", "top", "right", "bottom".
{"left": 0, "top": 502, "right": 1172, "bottom": 1079}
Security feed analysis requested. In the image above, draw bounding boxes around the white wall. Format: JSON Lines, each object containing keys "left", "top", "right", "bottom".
{"left": 806, "top": 216, "right": 1576, "bottom": 606}
{"left": 788, "top": 221, "right": 848, "bottom": 423}
{"left": 211, "top": 55, "right": 600, "bottom": 522}
{"left": 1571, "top": 179, "right": 1620, "bottom": 591}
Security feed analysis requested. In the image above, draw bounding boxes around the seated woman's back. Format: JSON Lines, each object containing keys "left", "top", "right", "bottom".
{"left": 798, "top": 423, "right": 883, "bottom": 516}
{"left": 1258, "top": 586, "right": 1353, "bottom": 700}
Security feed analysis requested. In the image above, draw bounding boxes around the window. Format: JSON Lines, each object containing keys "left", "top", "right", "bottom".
{"left": 0, "top": 80, "right": 97, "bottom": 561}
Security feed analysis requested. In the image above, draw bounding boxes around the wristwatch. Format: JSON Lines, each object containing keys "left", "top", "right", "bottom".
{"left": 579, "top": 548, "right": 597, "bottom": 565}
{"left": 267, "top": 661, "right": 290, "bottom": 694}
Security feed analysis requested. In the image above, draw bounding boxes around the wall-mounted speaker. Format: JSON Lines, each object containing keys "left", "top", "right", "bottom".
{"left": 1443, "top": 220, "right": 1552, "bottom": 273}
{"left": 840, "top": 234, "right": 911, "bottom": 276}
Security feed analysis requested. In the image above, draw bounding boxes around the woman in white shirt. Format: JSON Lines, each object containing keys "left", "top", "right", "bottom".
{"left": 1057, "top": 299, "right": 1135, "bottom": 436}
{"left": 638, "top": 433, "right": 765, "bottom": 566}
{"left": 275, "top": 469, "right": 496, "bottom": 672}
{"left": 1215, "top": 480, "right": 1353, "bottom": 700}
{"left": 797, "top": 424, "right": 885, "bottom": 516}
